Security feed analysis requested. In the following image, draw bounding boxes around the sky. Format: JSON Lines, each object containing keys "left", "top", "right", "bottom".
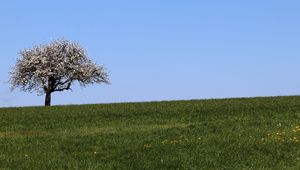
{"left": 0, "top": 0, "right": 300, "bottom": 107}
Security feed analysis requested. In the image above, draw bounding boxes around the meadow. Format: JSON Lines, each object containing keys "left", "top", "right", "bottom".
{"left": 1, "top": 96, "right": 300, "bottom": 169}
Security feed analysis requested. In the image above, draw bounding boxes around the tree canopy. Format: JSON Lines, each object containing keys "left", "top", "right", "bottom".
{"left": 10, "top": 39, "right": 109, "bottom": 106}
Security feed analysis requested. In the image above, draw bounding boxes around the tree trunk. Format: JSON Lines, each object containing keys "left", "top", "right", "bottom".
{"left": 45, "top": 92, "right": 51, "bottom": 106}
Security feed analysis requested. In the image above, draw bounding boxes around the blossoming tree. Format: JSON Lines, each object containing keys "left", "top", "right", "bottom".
{"left": 9, "top": 39, "right": 109, "bottom": 106}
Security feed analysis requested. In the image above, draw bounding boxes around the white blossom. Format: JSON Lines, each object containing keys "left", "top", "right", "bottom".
{"left": 9, "top": 39, "right": 110, "bottom": 106}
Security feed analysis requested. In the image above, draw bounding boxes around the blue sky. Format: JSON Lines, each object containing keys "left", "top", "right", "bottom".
{"left": 1, "top": 0, "right": 300, "bottom": 107}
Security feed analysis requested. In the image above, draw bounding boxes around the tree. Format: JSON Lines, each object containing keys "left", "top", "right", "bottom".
{"left": 9, "top": 39, "right": 110, "bottom": 106}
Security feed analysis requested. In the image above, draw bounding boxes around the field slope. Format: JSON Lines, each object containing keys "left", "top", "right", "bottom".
{"left": 1, "top": 96, "right": 300, "bottom": 169}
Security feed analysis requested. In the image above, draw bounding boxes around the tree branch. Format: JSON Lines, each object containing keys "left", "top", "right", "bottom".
{"left": 53, "top": 81, "right": 72, "bottom": 92}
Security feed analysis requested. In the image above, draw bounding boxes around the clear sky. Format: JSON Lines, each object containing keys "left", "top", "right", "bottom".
{"left": 1, "top": 0, "right": 300, "bottom": 107}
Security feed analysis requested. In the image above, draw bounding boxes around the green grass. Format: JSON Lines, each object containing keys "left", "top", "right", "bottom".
{"left": 1, "top": 96, "right": 300, "bottom": 169}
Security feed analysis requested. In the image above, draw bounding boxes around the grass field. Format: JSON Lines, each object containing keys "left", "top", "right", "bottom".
{"left": 1, "top": 96, "right": 300, "bottom": 169}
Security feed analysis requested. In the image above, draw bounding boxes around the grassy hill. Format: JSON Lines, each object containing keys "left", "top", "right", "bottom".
{"left": 1, "top": 96, "right": 300, "bottom": 169}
